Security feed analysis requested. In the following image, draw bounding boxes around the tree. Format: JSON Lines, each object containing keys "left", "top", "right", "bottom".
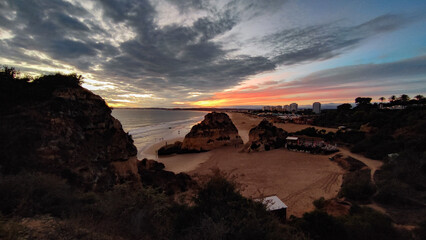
{"left": 355, "top": 97, "right": 372, "bottom": 105}
{"left": 379, "top": 97, "right": 385, "bottom": 103}
{"left": 337, "top": 103, "right": 352, "bottom": 111}
{"left": 414, "top": 95, "right": 424, "bottom": 101}
{"left": 389, "top": 95, "right": 396, "bottom": 102}
{"left": 0, "top": 66, "right": 18, "bottom": 80}
{"left": 399, "top": 94, "right": 410, "bottom": 102}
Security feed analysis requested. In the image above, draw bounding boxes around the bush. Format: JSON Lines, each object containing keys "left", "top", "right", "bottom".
{"left": 373, "top": 180, "right": 412, "bottom": 205}
{"left": 0, "top": 172, "right": 77, "bottom": 217}
{"left": 342, "top": 207, "right": 398, "bottom": 240}
{"left": 339, "top": 169, "right": 376, "bottom": 202}
{"left": 293, "top": 210, "right": 346, "bottom": 240}
{"left": 93, "top": 183, "right": 175, "bottom": 239}
{"left": 175, "top": 170, "right": 298, "bottom": 240}
{"left": 313, "top": 197, "right": 326, "bottom": 209}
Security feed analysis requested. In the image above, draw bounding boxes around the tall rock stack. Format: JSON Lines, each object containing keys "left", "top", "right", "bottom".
{"left": 181, "top": 112, "right": 243, "bottom": 152}
{"left": 244, "top": 119, "right": 288, "bottom": 152}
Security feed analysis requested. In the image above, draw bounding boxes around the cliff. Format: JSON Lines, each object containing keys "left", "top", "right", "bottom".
{"left": 244, "top": 119, "right": 288, "bottom": 152}
{"left": 0, "top": 74, "right": 137, "bottom": 191}
{"left": 180, "top": 112, "right": 243, "bottom": 152}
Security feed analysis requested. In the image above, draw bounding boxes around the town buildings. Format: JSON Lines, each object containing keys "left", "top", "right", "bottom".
{"left": 290, "top": 103, "right": 298, "bottom": 112}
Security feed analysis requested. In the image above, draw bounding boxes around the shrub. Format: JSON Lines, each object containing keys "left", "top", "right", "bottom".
{"left": 293, "top": 210, "right": 346, "bottom": 240}
{"left": 93, "top": 183, "right": 175, "bottom": 239}
{"left": 175, "top": 170, "right": 298, "bottom": 240}
{"left": 339, "top": 169, "right": 376, "bottom": 202}
{"left": 0, "top": 172, "right": 77, "bottom": 217}
{"left": 342, "top": 207, "right": 398, "bottom": 240}
{"left": 313, "top": 197, "right": 326, "bottom": 209}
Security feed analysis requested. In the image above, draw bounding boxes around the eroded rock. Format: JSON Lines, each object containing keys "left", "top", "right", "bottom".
{"left": 244, "top": 119, "right": 288, "bottom": 152}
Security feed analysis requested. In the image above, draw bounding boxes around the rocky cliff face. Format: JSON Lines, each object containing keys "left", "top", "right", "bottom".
{"left": 0, "top": 83, "right": 137, "bottom": 191}
{"left": 244, "top": 119, "right": 288, "bottom": 152}
{"left": 181, "top": 112, "right": 243, "bottom": 152}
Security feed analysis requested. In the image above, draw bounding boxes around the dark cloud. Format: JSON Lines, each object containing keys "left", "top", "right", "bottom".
{"left": 0, "top": 0, "right": 421, "bottom": 103}
{"left": 282, "top": 55, "right": 426, "bottom": 90}
{"left": 95, "top": 0, "right": 275, "bottom": 91}
{"left": 0, "top": 0, "right": 115, "bottom": 68}
{"left": 267, "top": 14, "right": 411, "bottom": 65}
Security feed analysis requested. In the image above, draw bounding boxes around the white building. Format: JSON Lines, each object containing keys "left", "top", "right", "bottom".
{"left": 313, "top": 102, "right": 321, "bottom": 114}
{"left": 255, "top": 196, "right": 288, "bottom": 222}
{"left": 290, "top": 103, "right": 298, "bottom": 112}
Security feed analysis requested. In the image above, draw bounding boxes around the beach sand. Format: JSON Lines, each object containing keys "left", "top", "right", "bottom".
{"left": 188, "top": 147, "right": 344, "bottom": 217}
{"left": 142, "top": 111, "right": 344, "bottom": 217}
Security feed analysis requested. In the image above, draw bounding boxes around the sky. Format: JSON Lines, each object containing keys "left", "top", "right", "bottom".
{"left": 1, "top": 0, "right": 426, "bottom": 108}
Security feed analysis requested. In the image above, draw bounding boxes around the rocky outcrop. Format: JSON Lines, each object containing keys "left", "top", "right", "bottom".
{"left": 0, "top": 81, "right": 137, "bottom": 191}
{"left": 157, "top": 141, "right": 183, "bottom": 155}
{"left": 244, "top": 119, "right": 287, "bottom": 152}
{"left": 137, "top": 159, "right": 194, "bottom": 195}
{"left": 180, "top": 112, "right": 243, "bottom": 152}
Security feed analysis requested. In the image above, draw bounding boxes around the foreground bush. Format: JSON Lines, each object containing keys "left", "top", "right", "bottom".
{"left": 291, "top": 206, "right": 402, "bottom": 240}
{"left": 0, "top": 172, "right": 77, "bottom": 217}
{"left": 339, "top": 169, "right": 376, "bottom": 202}
{"left": 174, "top": 170, "right": 306, "bottom": 240}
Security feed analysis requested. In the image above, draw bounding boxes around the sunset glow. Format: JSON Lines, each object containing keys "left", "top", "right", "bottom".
{"left": 1, "top": 0, "right": 425, "bottom": 108}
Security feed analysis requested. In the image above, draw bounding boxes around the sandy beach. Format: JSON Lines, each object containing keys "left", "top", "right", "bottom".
{"left": 143, "top": 111, "right": 345, "bottom": 217}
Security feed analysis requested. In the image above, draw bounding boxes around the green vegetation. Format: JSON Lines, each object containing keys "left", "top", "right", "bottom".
{"left": 291, "top": 206, "right": 404, "bottom": 240}
{"left": 1, "top": 66, "right": 83, "bottom": 107}
{"left": 339, "top": 169, "right": 376, "bottom": 202}
{"left": 314, "top": 96, "right": 426, "bottom": 226}
{"left": 0, "top": 170, "right": 307, "bottom": 239}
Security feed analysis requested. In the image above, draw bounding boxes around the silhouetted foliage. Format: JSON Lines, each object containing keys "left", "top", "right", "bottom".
{"left": 0, "top": 66, "right": 83, "bottom": 107}
{"left": 291, "top": 206, "right": 403, "bottom": 240}
{"left": 339, "top": 169, "right": 376, "bottom": 202}
{"left": 355, "top": 97, "right": 372, "bottom": 105}
{"left": 337, "top": 103, "right": 352, "bottom": 111}
{"left": 175, "top": 170, "right": 300, "bottom": 240}
{"left": 0, "top": 172, "right": 78, "bottom": 217}
{"left": 293, "top": 210, "right": 346, "bottom": 240}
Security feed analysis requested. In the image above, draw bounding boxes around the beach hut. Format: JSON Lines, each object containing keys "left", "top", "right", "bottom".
{"left": 286, "top": 136, "right": 298, "bottom": 145}
{"left": 256, "top": 196, "right": 288, "bottom": 222}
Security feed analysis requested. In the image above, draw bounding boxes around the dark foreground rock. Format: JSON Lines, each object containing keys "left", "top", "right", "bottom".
{"left": 0, "top": 75, "right": 137, "bottom": 191}
{"left": 244, "top": 119, "right": 288, "bottom": 152}
{"left": 137, "top": 159, "right": 194, "bottom": 195}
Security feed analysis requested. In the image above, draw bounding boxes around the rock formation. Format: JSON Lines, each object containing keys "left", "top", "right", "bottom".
{"left": 137, "top": 159, "right": 194, "bottom": 195}
{"left": 180, "top": 112, "right": 243, "bottom": 152}
{"left": 158, "top": 141, "right": 183, "bottom": 155}
{"left": 0, "top": 75, "right": 137, "bottom": 191}
{"left": 244, "top": 119, "right": 287, "bottom": 152}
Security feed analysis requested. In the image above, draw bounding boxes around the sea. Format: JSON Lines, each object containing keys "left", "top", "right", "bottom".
{"left": 111, "top": 109, "right": 207, "bottom": 159}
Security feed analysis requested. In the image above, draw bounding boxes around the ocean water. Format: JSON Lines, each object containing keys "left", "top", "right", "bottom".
{"left": 111, "top": 109, "right": 207, "bottom": 159}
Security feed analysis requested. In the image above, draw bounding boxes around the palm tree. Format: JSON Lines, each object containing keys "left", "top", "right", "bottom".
{"left": 379, "top": 97, "right": 386, "bottom": 103}
{"left": 389, "top": 95, "right": 396, "bottom": 102}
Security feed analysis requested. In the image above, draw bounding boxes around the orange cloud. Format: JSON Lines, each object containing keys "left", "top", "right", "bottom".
{"left": 188, "top": 83, "right": 388, "bottom": 107}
